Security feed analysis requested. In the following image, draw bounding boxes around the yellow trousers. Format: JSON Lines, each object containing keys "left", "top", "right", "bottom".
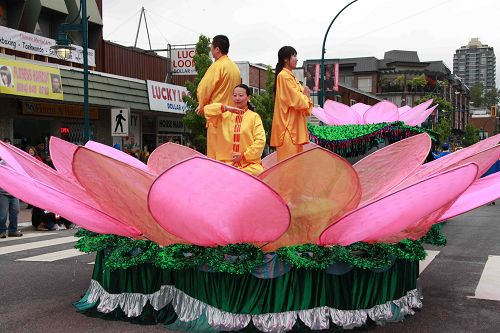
{"left": 276, "top": 131, "right": 303, "bottom": 162}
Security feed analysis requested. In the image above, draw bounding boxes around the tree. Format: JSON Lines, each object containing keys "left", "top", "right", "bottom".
{"left": 434, "top": 116, "right": 452, "bottom": 144}
{"left": 469, "top": 84, "right": 484, "bottom": 107}
{"left": 483, "top": 88, "right": 499, "bottom": 108}
{"left": 251, "top": 67, "right": 275, "bottom": 145}
{"left": 415, "top": 93, "right": 452, "bottom": 112}
{"left": 416, "top": 94, "right": 453, "bottom": 143}
{"left": 182, "top": 35, "right": 212, "bottom": 154}
{"left": 462, "top": 123, "right": 479, "bottom": 147}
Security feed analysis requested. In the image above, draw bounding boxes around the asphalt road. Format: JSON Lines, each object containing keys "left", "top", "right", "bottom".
{"left": 0, "top": 203, "right": 499, "bottom": 333}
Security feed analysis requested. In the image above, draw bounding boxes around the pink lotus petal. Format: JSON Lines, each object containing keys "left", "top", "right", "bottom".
{"left": 385, "top": 208, "right": 450, "bottom": 242}
{"left": 72, "top": 147, "right": 184, "bottom": 246}
{"left": 0, "top": 165, "right": 139, "bottom": 237}
{"left": 0, "top": 141, "right": 88, "bottom": 199}
{"left": 0, "top": 141, "right": 52, "bottom": 176}
{"left": 259, "top": 147, "right": 361, "bottom": 250}
{"left": 311, "top": 107, "right": 331, "bottom": 124}
{"left": 351, "top": 103, "right": 371, "bottom": 118}
{"left": 323, "top": 100, "right": 362, "bottom": 125}
{"left": 319, "top": 163, "right": 478, "bottom": 246}
{"left": 363, "top": 101, "right": 399, "bottom": 124}
{"left": 148, "top": 157, "right": 290, "bottom": 246}
{"left": 262, "top": 142, "right": 318, "bottom": 170}
{"left": 438, "top": 172, "right": 500, "bottom": 221}
{"left": 354, "top": 133, "right": 431, "bottom": 204}
{"left": 406, "top": 105, "right": 437, "bottom": 126}
{"left": 399, "top": 99, "right": 433, "bottom": 124}
{"left": 147, "top": 142, "right": 204, "bottom": 175}
{"left": 84, "top": 140, "right": 149, "bottom": 173}
{"left": 398, "top": 105, "right": 412, "bottom": 116}
{"left": 396, "top": 144, "right": 500, "bottom": 191}
{"left": 49, "top": 137, "right": 80, "bottom": 183}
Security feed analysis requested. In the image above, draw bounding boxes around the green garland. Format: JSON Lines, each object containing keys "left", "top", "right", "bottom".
{"left": 307, "top": 122, "right": 437, "bottom": 142}
{"left": 75, "top": 231, "right": 442, "bottom": 272}
{"left": 276, "top": 244, "right": 340, "bottom": 270}
{"left": 379, "top": 239, "right": 427, "bottom": 261}
{"left": 75, "top": 233, "right": 120, "bottom": 253}
{"left": 155, "top": 244, "right": 206, "bottom": 270}
{"left": 74, "top": 228, "right": 98, "bottom": 238}
{"left": 205, "top": 244, "right": 264, "bottom": 274}
{"left": 337, "top": 243, "right": 393, "bottom": 270}
{"left": 419, "top": 223, "right": 447, "bottom": 246}
{"left": 104, "top": 238, "right": 159, "bottom": 270}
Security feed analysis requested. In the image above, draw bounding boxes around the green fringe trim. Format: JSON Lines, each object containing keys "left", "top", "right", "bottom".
{"left": 419, "top": 223, "right": 447, "bottom": 246}
{"left": 75, "top": 227, "right": 445, "bottom": 273}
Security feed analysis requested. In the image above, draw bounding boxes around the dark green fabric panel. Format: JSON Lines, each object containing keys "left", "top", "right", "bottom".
{"left": 89, "top": 251, "right": 418, "bottom": 314}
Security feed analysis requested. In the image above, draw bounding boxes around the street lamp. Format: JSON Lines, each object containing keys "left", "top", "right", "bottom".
{"left": 51, "top": 0, "right": 90, "bottom": 143}
{"left": 319, "top": 0, "right": 359, "bottom": 107}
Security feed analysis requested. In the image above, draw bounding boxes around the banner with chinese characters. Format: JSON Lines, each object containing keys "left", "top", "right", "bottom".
{"left": 0, "top": 25, "right": 96, "bottom": 66}
{"left": 0, "top": 58, "right": 64, "bottom": 100}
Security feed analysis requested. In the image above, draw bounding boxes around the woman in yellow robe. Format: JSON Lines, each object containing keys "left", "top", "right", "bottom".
{"left": 270, "top": 46, "right": 313, "bottom": 162}
{"left": 204, "top": 84, "right": 266, "bottom": 176}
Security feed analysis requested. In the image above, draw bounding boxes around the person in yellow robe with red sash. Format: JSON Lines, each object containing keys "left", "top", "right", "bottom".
{"left": 204, "top": 84, "right": 265, "bottom": 176}
{"left": 270, "top": 46, "right": 313, "bottom": 162}
{"left": 197, "top": 35, "right": 241, "bottom": 159}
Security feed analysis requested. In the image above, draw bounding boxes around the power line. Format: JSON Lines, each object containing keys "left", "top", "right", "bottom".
{"left": 104, "top": 9, "right": 142, "bottom": 40}
{"left": 145, "top": 10, "right": 202, "bottom": 38}
{"left": 144, "top": 9, "right": 171, "bottom": 46}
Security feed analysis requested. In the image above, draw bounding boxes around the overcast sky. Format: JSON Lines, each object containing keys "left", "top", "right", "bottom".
{"left": 103, "top": 0, "right": 499, "bottom": 87}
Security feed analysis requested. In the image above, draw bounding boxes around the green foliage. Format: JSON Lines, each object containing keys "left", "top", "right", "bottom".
{"left": 409, "top": 74, "right": 427, "bottom": 88}
{"left": 182, "top": 35, "right": 213, "bottom": 153}
{"left": 251, "top": 67, "right": 275, "bottom": 143}
{"left": 415, "top": 93, "right": 452, "bottom": 113}
{"left": 483, "top": 88, "right": 499, "bottom": 108}
{"left": 462, "top": 123, "right": 480, "bottom": 147}
{"left": 393, "top": 75, "right": 405, "bottom": 87}
{"left": 434, "top": 116, "right": 452, "bottom": 144}
{"left": 470, "top": 84, "right": 484, "bottom": 107}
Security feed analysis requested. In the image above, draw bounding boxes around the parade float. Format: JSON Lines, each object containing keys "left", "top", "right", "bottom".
{"left": 0, "top": 99, "right": 499, "bottom": 332}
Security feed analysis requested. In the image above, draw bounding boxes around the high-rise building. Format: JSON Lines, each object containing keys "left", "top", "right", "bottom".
{"left": 453, "top": 38, "right": 496, "bottom": 90}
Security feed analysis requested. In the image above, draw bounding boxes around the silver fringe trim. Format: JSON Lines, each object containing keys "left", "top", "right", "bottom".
{"left": 85, "top": 279, "right": 422, "bottom": 332}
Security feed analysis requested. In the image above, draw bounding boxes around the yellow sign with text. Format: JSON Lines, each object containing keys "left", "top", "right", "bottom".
{"left": 0, "top": 58, "right": 63, "bottom": 100}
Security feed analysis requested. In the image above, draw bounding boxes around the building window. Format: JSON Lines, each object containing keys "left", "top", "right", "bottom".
{"left": 357, "top": 77, "right": 372, "bottom": 92}
{"left": 350, "top": 99, "right": 356, "bottom": 106}
{"left": 342, "top": 76, "right": 354, "bottom": 87}
{"left": 335, "top": 95, "right": 342, "bottom": 102}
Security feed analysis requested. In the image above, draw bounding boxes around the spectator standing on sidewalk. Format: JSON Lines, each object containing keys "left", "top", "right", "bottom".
{"left": 0, "top": 138, "right": 22, "bottom": 238}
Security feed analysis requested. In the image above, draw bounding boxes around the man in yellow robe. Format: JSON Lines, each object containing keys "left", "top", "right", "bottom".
{"left": 196, "top": 35, "right": 241, "bottom": 159}
{"left": 270, "top": 47, "right": 312, "bottom": 162}
{"left": 204, "top": 102, "right": 266, "bottom": 176}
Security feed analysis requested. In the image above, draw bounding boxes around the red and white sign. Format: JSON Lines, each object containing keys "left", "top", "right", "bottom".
{"left": 147, "top": 80, "right": 188, "bottom": 114}
{"left": 171, "top": 48, "right": 196, "bottom": 75}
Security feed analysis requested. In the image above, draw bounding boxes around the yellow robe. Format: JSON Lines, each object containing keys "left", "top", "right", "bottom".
{"left": 196, "top": 55, "right": 241, "bottom": 159}
{"left": 270, "top": 68, "right": 312, "bottom": 161}
{"left": 204, "top": 103, "right": 266, "bottom": 176}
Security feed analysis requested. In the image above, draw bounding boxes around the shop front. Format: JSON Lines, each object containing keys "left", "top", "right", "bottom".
{"left": 146, "top": 79, "right": 189, "bottom": 149}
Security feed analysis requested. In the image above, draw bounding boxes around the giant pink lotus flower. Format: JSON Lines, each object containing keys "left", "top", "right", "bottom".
{"left": 0, "top": 134, "right": 498, "bottom": 249}
{"left": 313, "top": 99, "right": 437, "bottom": 126}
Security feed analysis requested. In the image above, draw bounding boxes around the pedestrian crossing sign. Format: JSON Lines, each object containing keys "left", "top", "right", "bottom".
{"left": 111, "top": 108, "right": 129, "bottom": 137}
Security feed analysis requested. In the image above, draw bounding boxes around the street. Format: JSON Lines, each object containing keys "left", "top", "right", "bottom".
{"left": 1, "top": 203, "right": 499, "bottom": 333}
